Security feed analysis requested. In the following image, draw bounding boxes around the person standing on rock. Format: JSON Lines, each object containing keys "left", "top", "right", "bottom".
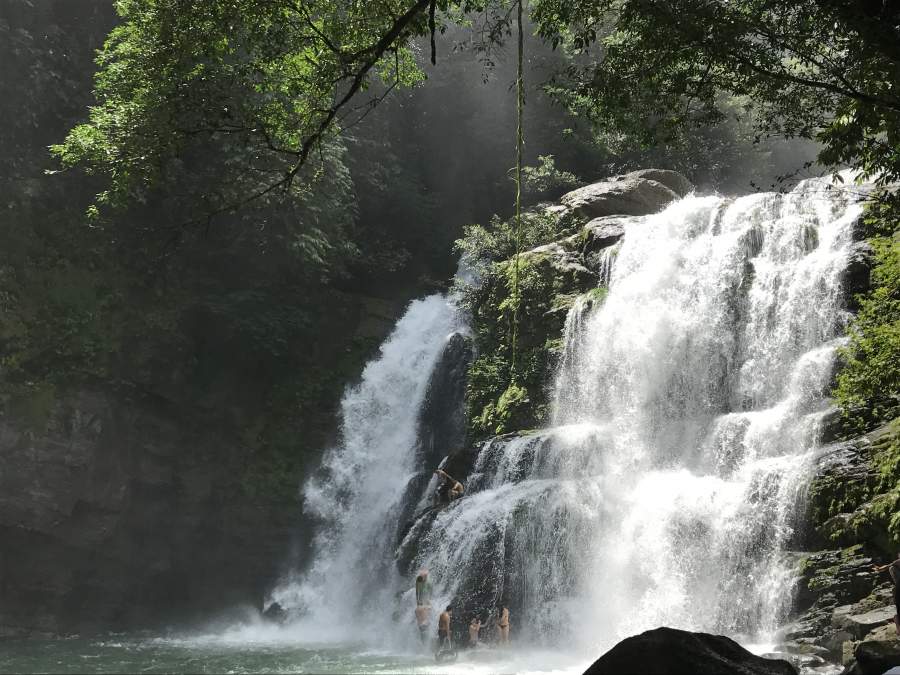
{"left": 438, "top": 605, "right": 453, "bottom": 650}
{"left": 873, "top": 552, "right": 900, "bottom": 635}
{"left": 468, "top": 616, "right": 482, "bottom": 647}
{"left": 495, "top": 606, "right": 510, "bottom": 645}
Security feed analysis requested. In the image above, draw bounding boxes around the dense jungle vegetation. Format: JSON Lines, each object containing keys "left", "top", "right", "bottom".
{"left": 3, "top": 0, "right": 899, "bottom": 497}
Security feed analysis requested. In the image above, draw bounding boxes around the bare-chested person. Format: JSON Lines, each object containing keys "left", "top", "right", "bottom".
{"left": 495, "top": 606, "right": 510, "bottom": 645}
{"left": 414, "top": 604, "right": 431, "bottom": 644}
{"left": 434, "top": 468, "right": 464, "bottom": 504}
{"left": 468, "top": 616, "right": 482, "bottom": 647}
{"left": 437, "top": 605, "right": 453, "bottom": 650}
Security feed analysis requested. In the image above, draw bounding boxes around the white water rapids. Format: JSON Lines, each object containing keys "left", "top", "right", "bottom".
{"left": 270, "top": 177, "right": 867, "bottom": 662}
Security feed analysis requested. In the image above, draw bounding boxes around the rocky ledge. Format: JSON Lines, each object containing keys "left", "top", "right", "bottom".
{"left": 776, "top": 418, "right": 900, "bottom": 673}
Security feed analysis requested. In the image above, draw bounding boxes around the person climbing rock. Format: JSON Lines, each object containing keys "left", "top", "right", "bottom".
{"left": 414, "top": 603, "right": 431, "bottom": 644}
{"left": 495, "top": 606, "right": 510, "bottom": 645}
{"left": 438, "top": 605, "right": 453, "bottom": 650}
{"left": 873, "top": 552, "right": 900, "bottom": 635}
{"left": 468, "top": 616, "right": 482, "bottom": 647}
{"left": 434, "top": 468, "right": 464, "bottom": 505}
{"left": 415, "top": 569, "right": 431, "bottom": 606}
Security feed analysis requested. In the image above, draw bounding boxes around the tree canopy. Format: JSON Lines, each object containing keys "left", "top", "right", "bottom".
{"left": 531, "top": 0, "right": 900, "bottom": 185}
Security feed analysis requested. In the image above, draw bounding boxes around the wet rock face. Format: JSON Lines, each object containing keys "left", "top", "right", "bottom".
{"left": 0, "top": 388, "right": 299, "bottom": 637}
{"left": 583, "top": 627, "right": 797, "bottom": 675}
{"left": 560, "top": 170, "right": 693, "bottom": 221}
{"left": 785, "top": 544, "right": 896, "bottom": 664}
{"left": 804, "top": 420, "right": 900, "bottom": 557}
{"left": 393, "top": 333, "right": 474, "bottom": 553}
{"left": 843, "top": 241, "right": 875, "bottom": 311}
{"left": 416, "top": 333, "right": 474, "bottom": 470}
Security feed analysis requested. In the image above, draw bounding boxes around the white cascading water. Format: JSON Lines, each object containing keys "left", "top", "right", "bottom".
{"left": 270, "top": 293, "right": 464, "bottom": 639}
{"left": 277, "top": 176, "right": 868, "bottom": 659}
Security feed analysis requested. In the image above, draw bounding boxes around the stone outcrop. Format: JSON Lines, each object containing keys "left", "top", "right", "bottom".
{"left": 395, "top": 332, "right": 474, "bottom": 556}
{"left": 560, "top": 170, "right": 693, "bottom": 220}
{"left": 778, "top": 418, "right": 900, "bottom": 668}
{"left": 583, "top": 627, "right": 797, "bottom": 675}
{"left": 804, "top": 419, "right": 900, "bottom": 557}
{"left": 841, "top": 627, "right": 900, "bottom": 675}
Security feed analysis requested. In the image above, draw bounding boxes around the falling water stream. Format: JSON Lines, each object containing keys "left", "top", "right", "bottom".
{"left": 1, "top": 178, "right": 868, "bottom": 674}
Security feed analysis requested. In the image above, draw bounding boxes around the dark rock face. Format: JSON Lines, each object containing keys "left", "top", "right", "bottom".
{"left": 0, "top": 388, "right": 300, "bottom": 636}
{"left": 394, "top": 333, "right": 474, "bottom": 554}
{"left": 581, "top": 217, "right": 629, "bottom": 254}
{"left": 583, "top": 627, "right": 797, "bottom": 675}
{"left": 843, "top": 241, "right": 875, "bottom": 311}
{"left": 560, "top": 170, "right": 693, "bottom": 220}
{"left": 416, "top": 333, "right": 474, "bottom": 470}
{"left": 804, "top": 420, "right": 900, "bottom": 556}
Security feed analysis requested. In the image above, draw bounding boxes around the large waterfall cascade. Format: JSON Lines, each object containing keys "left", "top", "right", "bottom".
{"left": 274, "top": 177, "right": 867, "bottom": 657}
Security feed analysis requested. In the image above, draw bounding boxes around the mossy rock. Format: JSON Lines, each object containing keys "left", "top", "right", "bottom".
{"left": 807, "top": 419, "right": 900, "bottom": 556}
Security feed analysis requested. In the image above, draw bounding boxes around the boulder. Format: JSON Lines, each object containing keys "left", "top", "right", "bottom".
{"left": 833, "top": 605, "right": 896, "bottom": 640}
{"left": 628, "top": 169, "right": 695, "bottom": 197}
{"left": 583, "top": 627, "right": 797, "bottom": 675}
{"left": 841, "top": 632, "right": 900, "bottom": 675}
{"left": 560, "top": 170, "right": 691, "bottom": 220}
{"left": 581, "top": 216, "right": 631, "bottom": 253}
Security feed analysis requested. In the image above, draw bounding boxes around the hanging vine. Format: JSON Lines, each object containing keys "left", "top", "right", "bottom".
{"left": 509, "top": 0, "right": 525, "bottom": 382}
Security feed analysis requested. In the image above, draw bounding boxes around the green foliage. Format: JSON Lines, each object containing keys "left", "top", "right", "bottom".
{"left": 531, "top": 0, "right": 900, "bottom": 188}
{"left": 521, "top": 154, "right": 581, "bottom": 202}
{"left": 461, "top": 220, "right": 599, "bottom": 438}
{"left": 834, "top": 198, "right": 900, "bottom": 433}
{"left": 455, "top": 210, "right": 572, "bottom": 271}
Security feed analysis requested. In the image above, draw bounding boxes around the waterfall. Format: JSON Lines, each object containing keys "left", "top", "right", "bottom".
{"left": 278, "top": 176, "right": 867, "bottom": 658}
{"left": 398, "top": 177, "right": 866, "bottom": 652}
{"left": 269, "top": 293, "right": 465, "bottom": 640}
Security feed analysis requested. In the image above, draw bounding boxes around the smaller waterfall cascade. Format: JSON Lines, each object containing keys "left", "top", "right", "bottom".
{"left": 270, "top": 293, "right": 465, "bottom": 639}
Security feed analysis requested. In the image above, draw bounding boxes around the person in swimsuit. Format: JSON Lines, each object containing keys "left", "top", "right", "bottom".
{"left": 438, "top": 605, "right": 453, "bottom": 650}
{"left": 415, "top": 604, "right": 431, "bottom": 644}
{"left": 495, "top": 606, "right": 510, "bottom": 645}
{"left": 873, "top": 552, "right": 900, "bottom": 635}
{"left": 468, "top": 616, "right": 482, "bottom": 647}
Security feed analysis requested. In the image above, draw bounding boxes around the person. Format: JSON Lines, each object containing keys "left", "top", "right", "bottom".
{"left": 468, "top": 616, "right": 482, "bottom": 647}
{"left": 415, "top": 569, "right": 431, "bottom": 606}
{"left": 415, "top": 603, "right": 431, "bottom": 644}
{"left": 873, "top": 552, "right": 900, "bottom": 635}
{"left": 434, "top": 468, "right": 464, "bottom": 505}
{"left": 495, "top": 606, "right": 510, "bottom": 645}
{"left": 438, "top": 605, "right": 453, "bottom": 650}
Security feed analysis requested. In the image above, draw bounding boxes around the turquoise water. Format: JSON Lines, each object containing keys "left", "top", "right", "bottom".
{"left": 0, "top": 634, "right": 591, "bottom": 674}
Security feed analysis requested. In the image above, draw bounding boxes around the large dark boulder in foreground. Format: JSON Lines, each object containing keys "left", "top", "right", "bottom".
{"left": 584, "top": 627, "right": 797, "bottom": 675}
